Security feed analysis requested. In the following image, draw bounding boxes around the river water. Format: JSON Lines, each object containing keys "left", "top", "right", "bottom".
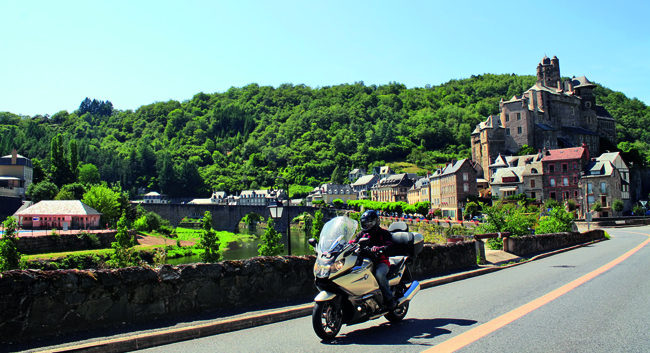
{"left": 165, "top": 226, "right": 313, "bottom": 265}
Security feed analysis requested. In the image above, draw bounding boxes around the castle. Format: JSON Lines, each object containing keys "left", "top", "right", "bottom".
{"left": 471, "top": 56, "right": 616, "bottom": 177}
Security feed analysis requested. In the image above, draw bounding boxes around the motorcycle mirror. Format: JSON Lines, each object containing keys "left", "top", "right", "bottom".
{"left": 308, "top": 238, "right": 318, "bottom": 247}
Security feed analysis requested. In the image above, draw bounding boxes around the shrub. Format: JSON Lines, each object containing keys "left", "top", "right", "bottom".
{"left": 133, "top": 215, "right": 148, "bottom": 232}
{"left": 0, "top": 217, "right": 22, "bottom": 271}
{"left": 258, "top": 217, "right": 284, "bottom": 256}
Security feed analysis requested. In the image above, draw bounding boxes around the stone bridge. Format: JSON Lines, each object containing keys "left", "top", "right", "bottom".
{"left": 137, "top": 203, "right": 340, "bottom": 234}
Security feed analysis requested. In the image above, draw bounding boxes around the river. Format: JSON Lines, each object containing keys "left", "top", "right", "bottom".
{"left": 165, "top": 226, "right": 313, "bottom": 265}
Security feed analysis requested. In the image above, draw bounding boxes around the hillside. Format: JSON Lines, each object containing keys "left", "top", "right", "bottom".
{"left": 1, "top": 74, "right": 649, "bottom": 198}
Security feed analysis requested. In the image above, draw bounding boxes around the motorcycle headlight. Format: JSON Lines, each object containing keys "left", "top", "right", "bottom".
{"left": 314, "top": 262, "right": 331, "bottom": 278}
{"left": 330, "top": 259, "right": 345, "bottom": 274}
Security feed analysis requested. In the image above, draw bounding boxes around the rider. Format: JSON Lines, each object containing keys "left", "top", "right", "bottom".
{"left": 350, "top": 210, "right": 396, "bottom": 310}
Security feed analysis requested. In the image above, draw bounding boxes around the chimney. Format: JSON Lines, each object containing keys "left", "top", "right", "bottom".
{"left": 582, "top": 143, "right": 589, "bottom": 161}
{"left": 11, "top": 149, "right": 17, "bottom": 165}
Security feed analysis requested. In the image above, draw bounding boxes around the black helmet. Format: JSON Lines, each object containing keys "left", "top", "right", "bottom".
{"left": 360, "top": 210, "right": 379, "bottom": 232}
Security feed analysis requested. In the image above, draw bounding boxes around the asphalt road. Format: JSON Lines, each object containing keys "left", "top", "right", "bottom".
{"left": 138, "top": 226, "right": 650, "bottom": 353}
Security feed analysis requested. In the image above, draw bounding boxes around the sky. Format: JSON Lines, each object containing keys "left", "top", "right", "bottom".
{"left": 2, "top": 0, "right": 649, "bottom": 116}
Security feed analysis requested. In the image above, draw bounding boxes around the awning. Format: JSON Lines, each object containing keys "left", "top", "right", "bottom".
{"left": 500, "top": 187, "right": 518, "bottom": 192}
{"left": 0, "top": 176, "right": 21, "bottom": 181}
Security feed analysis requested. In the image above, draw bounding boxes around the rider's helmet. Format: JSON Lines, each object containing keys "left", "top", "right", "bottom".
{"left": 360, "top": 210, "right": 380, "bottom": 232}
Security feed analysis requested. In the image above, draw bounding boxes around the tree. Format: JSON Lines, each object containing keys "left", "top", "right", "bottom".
{"left": 106, "top": 212, "right": 139, "bottom": 268}
{"left": 0, "top": 217, "right": 22, "bottom": 271}
{"left": 79, "top": 163, "right": 101, "bottom": 185}
{"left": 517, "top": 145, "right": 537, "bottom": 156}
{"left": 464, "top": 201, "right": 479, "bottom": 219}
{"left": 312, "top": 210, "right": 325, "bottom": 242}
{"left": 60, "top": 183, "right": 87, "bottom": 200}
{"left": 258, "top": 217, "right": 284, "bottom": 256}
{"left": 536, "top": 206, "right": 574, "bottom": 234}
{"left": 332, "top": 199, "right": 344, "bottom": 208}
{"left": 612, "top": 199, "right": 624, "bottom": 217}
{"left": 592, "top": 201, "right": 603, "bottom": 213}
{"left": 330, "top": 165, "right": 345, "bottom": 184}
{"left": 54, "top": 189, "right": 76, "bottom": 200}
{"left": 69, "top": 139, "right": 79, "bottom": 182}
{"left": 49, "top": 134, "right": 72, "bottom": 187}
{"left": 82, "top": 184, "right": 121, "bottom": 225}
{"left": 26, "top": 181, "right": 59, "bottom": 203}
{"left": 31, "top": 158, "right": 47, "bottom": 185}
{"left": 199, "top": 211, "right": 221, "bottom": 262}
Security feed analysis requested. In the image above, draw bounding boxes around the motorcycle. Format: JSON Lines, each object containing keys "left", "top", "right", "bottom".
{"left": 308, "top": 216, "right": 424, "bottom": 340}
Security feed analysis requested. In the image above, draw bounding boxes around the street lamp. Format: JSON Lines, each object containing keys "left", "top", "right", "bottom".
{"left": 269, "top": 177, "right": 291, "bottom": 256}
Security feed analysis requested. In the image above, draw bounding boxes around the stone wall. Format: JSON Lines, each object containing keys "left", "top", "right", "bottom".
{"left": 504, "top": 229, "right": 605, "bottom": 256}
{"left": 15, "top": 231, "right": 127, "bottom": 254}
{"left": 0, "top": 242, "right": 477, "bottom": 342}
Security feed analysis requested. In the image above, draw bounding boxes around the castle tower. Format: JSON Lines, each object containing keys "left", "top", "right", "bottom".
{"left": 536, "top": 55, "right": 561, "bottom": 88}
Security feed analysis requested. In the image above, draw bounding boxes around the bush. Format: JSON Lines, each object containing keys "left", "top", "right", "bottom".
{"left": 133, "top": 216, "right": 148, "bottom": 232}
{"left": 158, "top": 225, "right": 174, "bottom": 236}
{"left": 0, "top": 217, "right": 22, "bottom": 271}
{"left": 77, "top": 231, "right": 101, "bottom": 248}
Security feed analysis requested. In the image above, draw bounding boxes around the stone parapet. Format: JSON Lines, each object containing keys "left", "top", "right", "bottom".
{"left": 14, "top": 231, "right": 128, "bottom": 254}
{"left": 0, "top": 242, "right": 478, "bottom": 342}
{"left": 504, "top": 229, "right": 605, "bottom": 256}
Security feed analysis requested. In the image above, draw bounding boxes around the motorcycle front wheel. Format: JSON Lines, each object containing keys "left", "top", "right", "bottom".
{"left": 312, "top": 300, "right": 343, "bottom": 340}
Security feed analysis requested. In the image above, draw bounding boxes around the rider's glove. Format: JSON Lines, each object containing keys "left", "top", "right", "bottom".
{"left": 371, "top": 246, "right": 383, "bottom": 254}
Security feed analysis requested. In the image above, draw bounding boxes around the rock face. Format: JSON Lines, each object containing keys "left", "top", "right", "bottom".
{"left": 0, "top": 243, "right": 477, "bottom": 342}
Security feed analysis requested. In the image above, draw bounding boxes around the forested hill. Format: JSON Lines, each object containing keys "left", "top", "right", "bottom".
{"left": 1, "top": 74, "right": 649, "bottom": 198}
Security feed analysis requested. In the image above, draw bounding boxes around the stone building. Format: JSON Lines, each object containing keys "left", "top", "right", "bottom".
{"left": 406, "top": 177, "right": 430, "bottom": 205}
{"left": 350, "top": 174, "right": 379, "bottom": 200}
{"left": 541, "top": 145, "right": 590, "bottom": 203}
{"left": 371, "top": 173, "right": 414, "bottom": 203}
{"left": 579, "top": 159, "right": 623, "bottom": 217}
{"left": 429, "top": 159, "right": 478, "bottom": 220}
{"left": 15, "top": 200, "right": 102, "bottom": 230}
{"left": 472, "top": 56, "right": 616, "bottom": 175}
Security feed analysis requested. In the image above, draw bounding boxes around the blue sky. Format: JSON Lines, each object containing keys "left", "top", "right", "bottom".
{"left": 2, "top": 0, "right": 648, "bottom": 116}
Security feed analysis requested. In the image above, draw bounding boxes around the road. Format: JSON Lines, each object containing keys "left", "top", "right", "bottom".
{"left": 138, "top": 226, "right": 650, "bottom": 353}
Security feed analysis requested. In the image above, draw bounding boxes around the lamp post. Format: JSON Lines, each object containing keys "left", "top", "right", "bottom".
{"left": 269, "top": 177, "right": 291, "bottom": 256}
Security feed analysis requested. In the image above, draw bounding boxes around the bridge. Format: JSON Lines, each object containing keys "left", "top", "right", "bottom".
{"left": 138, "top": 203, "right": 340, "bottom": 234}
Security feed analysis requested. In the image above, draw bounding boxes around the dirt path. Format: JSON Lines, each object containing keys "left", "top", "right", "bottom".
{"left": 136, "top": 235, "right": 196, "bottom": 247}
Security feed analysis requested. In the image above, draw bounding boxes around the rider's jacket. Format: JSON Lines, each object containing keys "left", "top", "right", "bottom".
{"left": 350, "top": 227, "right": 393, "bottom": 266}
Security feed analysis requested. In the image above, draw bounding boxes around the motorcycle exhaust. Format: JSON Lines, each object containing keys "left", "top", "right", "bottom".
{"left": 398, "top": 281, "right": 420, "bottom": 306}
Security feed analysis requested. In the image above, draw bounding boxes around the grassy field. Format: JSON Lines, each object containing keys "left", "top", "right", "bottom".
{"left": 387, "top": 161, "right": 427, "bottom": 175}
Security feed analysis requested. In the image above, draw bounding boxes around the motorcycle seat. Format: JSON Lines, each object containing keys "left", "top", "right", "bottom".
{"left": 387, "top": 256, "right": 406, "bottom": 279}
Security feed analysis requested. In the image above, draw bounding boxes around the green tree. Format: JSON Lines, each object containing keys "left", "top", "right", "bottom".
{"left": 332, "top": 199, "right": 344, "bottom": 208}
{"left": 60, "top": 183, "right": 87, "bottom": 200}
{"left": 258, "top": 217, "right": 284, "bottom": 256}
{"left": 536, "top": 206, "right": 574, "bottom": 234}
{"left": 82, "top": 184, "right": 121, "bottom": 225}
{"left": 31, "top": 158, "right": 47, "bottom": 185}
{"left": 26, "top": 180, "right": 59, "bottom": 203}
{"left": 79, "top": 164, "right": 101, "bottom": 185}
{"left": 199, "top": 211, "right": 221, "bottom": 262}
{"left": 592, "top": 201, "right": 603, "bottom": 213}
{"left": 106, "top": 212, "right": 139, "bottom": 268}
{"left": 157, "top": 152, "right": 176, "bottom": 195}
{"left": 612, "top": 199, "right": 624, "bottom": 217}
{"left": 54, "top": 189, "right": 76, "bottom": 200}
{"left": 49, "top": 133, "right": 72, "bottom": 187}
{"left": 517, "top": 144, "right": 537, "bottom": 156}
{"left": 69, "top": 139, "right": 80, "bottom": 183}
{"left": 133, "top": 215, "right": 149, "bottom": 232}
{"left": 312, "top": 210, "right": 325, "bottom": 242}
{"left": 464, "top": 201, "right": 479, "bottom": 219}
{"left": 330, "top": 165, "right": 346, "bottom": 184}
{"left": 0, "top": 217, "right": 22, "bottom": 271}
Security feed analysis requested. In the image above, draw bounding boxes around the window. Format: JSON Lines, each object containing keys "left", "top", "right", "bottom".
{"left": 505, "top": 128, "right": 510, "bottom": 136}
{"left": 587, "top": 183, "right": 593, "bottom": 193}
{"left": 563, "top": 177, "right": 569, "bottom": 186}
{"left": 562, "top": 164, "right": 568, "bottom": 172}
{"left": 517, "top": 113, "right": 521, "bottom": 120}
{"left": 564, "top": 191, "right": 570, "bottom": 199}
{"left": 463, "top": 183, "right": 468, "bottom": 192}
{"left": 530, "top": 179, "right": 535, "bottom": 188}
{"left": 575, "top": 190, "right": 578, "bottom": 197}
{"left": 600, "top": 182, "right": 607, "bottom": 193}
{"left": 530, "top": 192, "right": 536, "bottom": 199}
{"left": 588, "top": 195, "right": 595, "bottom": 204}
{"left": 550, "top": 178, "right": 556, "bottom": 187}
{"left": 463, "top": 173, "right": 468, "bottom": 181}
{"left": 574, "top": 175, "right": 577, "bottom": 184}
{"left": 551, "top": 192, "right": 556, "bottom": 199}
{"left": 505, "top": 114, "right": 510, "bottom": 122}
{"left": 517, "top": 127, "right": 523, "bottom": 134}
{"left": 549, "top": 165, "right": 555, "bottom": 173}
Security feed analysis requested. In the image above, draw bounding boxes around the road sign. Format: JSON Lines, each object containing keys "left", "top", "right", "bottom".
{"left": 641, "top": 201, "right": 647, "bottom": 207}
{"left": 586, "top": 212, "right": 593, "bottom": 222}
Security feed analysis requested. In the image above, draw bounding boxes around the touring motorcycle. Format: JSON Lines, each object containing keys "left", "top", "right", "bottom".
{"left": 308, "top": 216, "right": 423, "bottom": 340}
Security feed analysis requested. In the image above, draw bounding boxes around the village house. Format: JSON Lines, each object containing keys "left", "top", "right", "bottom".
{"left": 0, "top": 149, "right": 33, "bottom": 199}
{"left": 372, "top": 166, "right": 395, "bottom": 180}
{"left": 490, "top": 166, "right": 525, "bottom": 199}
{"left": 371, "top": 173, "right": 414, "bottom": 203}
{"left": 350, "top": 174, "right": 379, "bottom": 200}
{"left": 143, "top": 191, "right": 167, "bottom": 204}
{"left": 239, "top": 189, "right": 285, "bottom": 206}
{"left": 406, "top": 177, "right": 429, "bottom": 205}
{"left": 521, "top": 160, "right": 544, "bottom": 202}
{"left": 15, "top": 200, "right": 102, "bottom": 230}
{"left": 579, "top": 158, "right": 623, "bottom": 217}
{"left": 541, "top": 145, "right": 590, "bottom": 203}
{"left": 429, "top": 159, "right": 478, "bottom": 220}
{"left": 309, "top": 183, "right": 356, "bottom": 205}
{"left": 597, "top": 152, "right": 630, "bottom": 208}
{"left": 348, "top": 168, "right": 366, "bottom": 183}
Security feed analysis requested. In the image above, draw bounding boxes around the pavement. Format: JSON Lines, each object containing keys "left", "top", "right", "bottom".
{"left": 11, "top": 239, "right": 604, "bottom": 353}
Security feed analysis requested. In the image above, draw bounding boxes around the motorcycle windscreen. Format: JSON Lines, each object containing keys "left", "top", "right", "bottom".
{"left": 316, "top": 216, "right": 358, "bottom": 254}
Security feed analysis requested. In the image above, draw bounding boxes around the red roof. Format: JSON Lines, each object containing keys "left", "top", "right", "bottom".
{"left": 542, "top": 147, "right": 586, "bottom": 162}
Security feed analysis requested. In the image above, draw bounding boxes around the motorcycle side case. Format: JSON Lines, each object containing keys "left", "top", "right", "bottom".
{"left": 391, "top": 231, "right": 424, "bottom": 256}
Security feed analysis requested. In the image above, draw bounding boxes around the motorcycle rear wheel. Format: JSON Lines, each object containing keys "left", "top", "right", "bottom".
{"left": 384, "top": 302, "right": 409, "bottom": 322}
{"left": 312, "top": 301, "right": 343, "bottom": 340}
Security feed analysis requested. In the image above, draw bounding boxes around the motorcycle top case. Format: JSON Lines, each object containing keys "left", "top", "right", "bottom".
{"left": 390, "top": 231, "right": 424, "bottom": 256}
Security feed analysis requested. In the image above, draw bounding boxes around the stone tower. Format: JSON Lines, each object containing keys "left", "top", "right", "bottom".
{"left": 536, "top": 55, "right": 561, "bottom": 88}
